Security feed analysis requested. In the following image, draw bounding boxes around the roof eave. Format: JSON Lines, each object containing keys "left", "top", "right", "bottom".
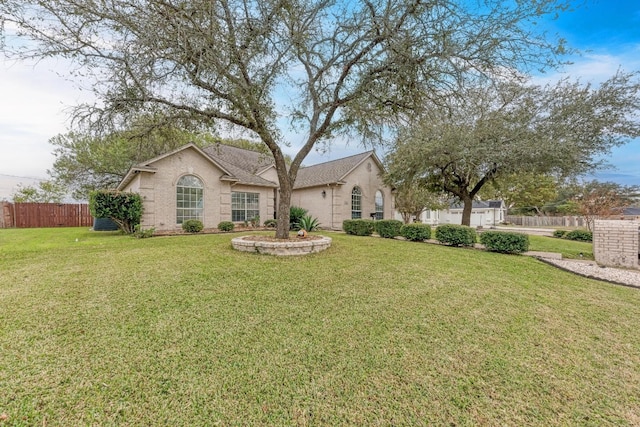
{"left": 231, "top": 181, "right": 279, "bottom": 188}
{"left": 293, "top": 180, "right": 346, "bottom": 190}
{"left": 116, "top": 166, "right": 158, "bottom": 191}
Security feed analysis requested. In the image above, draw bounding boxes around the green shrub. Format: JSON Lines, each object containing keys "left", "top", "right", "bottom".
{"left": 298, "top": 215, "right": 321, "bottom": 232}
{"left": 132, "top": 224, "right": 155, "bottom": 239}
{"left": 374, "top": 219, "right": 403, "bottom": 238}
{"left": 435, "top": 224, "right": 477, "bottom": 247}
{"left": 182, "top": 219, "right": 204, "bottom": 233}
{"left": 218, "top": 221, "right": 235, "bottom": 232}
{"left": 400, "top": 223, "right": 432, "bottom": 241}
{"left": 263, "top": 219, "right": 277, "bottom": 228}
{"left": 342, "top": 219, "right": 375, "bottom": 236}
{"left": 250, "top": 216, "right": 260, "bottom": 227}
{"left": 553, "top": 229, "right": 568, "bottom": 238}
{"left": 564, "top": 229, "right": 593, "bottom": 242}
{"left": 479, "top": 231, "right": 529, "bottom": 254}
{"left": 89, "top": 190, "right": 142, "bottom": 234}
{"left": 290, "top": 206, "right": 308, "bottom": 230}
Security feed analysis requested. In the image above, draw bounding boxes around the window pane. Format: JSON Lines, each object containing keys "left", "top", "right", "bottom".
{"left": 176, "top": 175, "right": 203, "bottom": 224}
{"left": 231, "top": 192, "right": 259, "bottom": 222}
{"left": 178, "top": 175, "right": 203, "bottom": 188}
{"left": 375, "top": 190, "right": 384, "bottom": 220}
{"left": 352, "top": 186, "right": 362, "bottom": 219}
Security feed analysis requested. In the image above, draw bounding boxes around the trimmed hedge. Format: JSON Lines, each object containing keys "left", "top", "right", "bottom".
{"left": 218, "top": 221, "right": 235, "bottom": 232}
{"left": 343, "top": 219, "right": 375, "bottom": 236}
{"left": 374, "top": 219, "right": 403, "bottom": 238}
{"left": 89, "top": 190, "right": 142, "bottom": 234}
{"left": 435, "top": 224, "right": 477, "bottom": 247}
{"left": 479, "top": 231, "right": 529, "bottom": 254}
{"left": 553, "top": 229, "right": 568, "bottom": 238}
{"left": 400, "top": 223, "right": 432, "bottom": 241}
{"left": 564, "top": 229, "right": 593, "bottom": 242}
{"left": 182, "top": 219, "right": 204, "bottom": 233}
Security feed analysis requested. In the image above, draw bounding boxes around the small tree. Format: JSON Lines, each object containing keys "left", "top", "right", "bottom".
{"left": 392, "top": 184, "right": 447, "bottom": 224}
{"left": 11, "top": 181, "right": 65, "bottom": 203}
{"left": 572, "top": 181, "right": 639, "bottom": 231}
{"left": 89, "top": 190, "right": 143, "bottom": 234}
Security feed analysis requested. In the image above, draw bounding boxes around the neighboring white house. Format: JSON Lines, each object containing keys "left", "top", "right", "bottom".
{"left": 396, "top": 200, "right": 506, "bottom": 227}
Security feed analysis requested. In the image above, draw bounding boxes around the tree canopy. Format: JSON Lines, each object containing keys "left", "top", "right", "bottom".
{"left": 47, "top": 116, "right": 283, "bottom": 201}
{"left": 542, "top": 180, "right": 639, "bottom": 229}
{"left": 48, "top": 119, "right": 220, "bottom": 200}
{"left": 479, "top": 172, "right": 558, "bottom": 215}
{"left": 2, "top": 0, "right": 571, "bottom": 237}
{"left": 385, "top": 73, "right": 640, "bottom": 226}
{"left": 11, "top": 181, "right": 66, "bottom": 203}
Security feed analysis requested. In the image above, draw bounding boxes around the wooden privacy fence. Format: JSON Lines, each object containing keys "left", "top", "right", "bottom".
{"left": 505, "top": 215, "right": 586, "bottom": 228}
{"left": 1, "top": 202, "right": 93, "bottom": 228}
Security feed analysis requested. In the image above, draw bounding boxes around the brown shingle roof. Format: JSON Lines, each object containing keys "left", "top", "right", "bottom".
{"left": 294, "top": 151, "right": 377, "bottom": 189}
{"left": 202, "top": 144, "right": 278, "bottom": 187}
{"left": 119, "top": 142, "right": 382, "bottom": 191}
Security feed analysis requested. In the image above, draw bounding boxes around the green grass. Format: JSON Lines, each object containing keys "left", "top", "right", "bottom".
{"left": 527, "top": 235, "right": 594, "bottom": 260}
{"left": 1, "top": 228, "right": 639, "bottom": 425}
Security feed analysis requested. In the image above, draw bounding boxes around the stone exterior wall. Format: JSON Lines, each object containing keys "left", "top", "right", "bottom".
{"left": 593, "top": 220, "right": 640, "bottom": 270}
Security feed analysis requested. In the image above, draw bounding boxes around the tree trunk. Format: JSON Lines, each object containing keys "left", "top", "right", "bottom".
{"left": 461, "top": 196, "right": 473, "bottom": 227}
{"left": 275, "top": 180, "right": 292, "bottom": 239}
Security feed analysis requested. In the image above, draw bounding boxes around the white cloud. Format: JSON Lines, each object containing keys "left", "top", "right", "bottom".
{"left": 0, "top": 57, "right": 92, "bottom": 178}
{"left": 533, "top": 46, "right": 640, "bottom": 85}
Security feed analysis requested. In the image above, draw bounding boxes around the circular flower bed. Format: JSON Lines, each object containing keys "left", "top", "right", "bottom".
{"left": 231, "top": 235, "right": 332, "bottom": 256}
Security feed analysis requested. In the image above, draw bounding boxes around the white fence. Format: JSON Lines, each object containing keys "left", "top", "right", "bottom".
{"left": 505, "top": 215, "right": 586, "bottom": 228}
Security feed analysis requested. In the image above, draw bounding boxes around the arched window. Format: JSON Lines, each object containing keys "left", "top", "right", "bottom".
{"left": 375, "top": 190, "right": 384, "bottom": 220}
{"left": 351, "top": 186, "right": 362, "bottom": 219}
{"left": 176, "top": 175, "right": 203, "bottom": 224}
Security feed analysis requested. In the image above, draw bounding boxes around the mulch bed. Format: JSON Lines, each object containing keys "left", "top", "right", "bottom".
{"left": 152, "top": 226, "right": 270, "bottom": 237}
{"left": 152, "top": 227, "right": 321, "bottom": 241}
{"left": 239, "top": 234, "right": 324, "bottom": 242}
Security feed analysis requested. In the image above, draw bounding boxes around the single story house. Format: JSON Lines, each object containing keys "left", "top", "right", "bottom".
{"left": 116, "top": 143, "right": 394, "bottom": 231}
{"left": 397, "top": 199, "right": 506, "bottom": 227}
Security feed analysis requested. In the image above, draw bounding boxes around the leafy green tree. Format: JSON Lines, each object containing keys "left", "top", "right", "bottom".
{"left": 392, "top": 185, "right": 447, "bottom": 224}
{"left": 48, "top": 119, "right": 218, "bottom": 200}
{"left": 541, "top": 180, "right": 581, "bottom": 215}
{"left": 386, "top": 74, "right": 640, "bottom": 226}
{"left": 480, "top": 172, "right": 558, "bottom": 215}
{"left": 2, "top": 0, "right": 570, "bottom": 238}
{"left": 11, "top": 181, "right": 66, "bottom": 203}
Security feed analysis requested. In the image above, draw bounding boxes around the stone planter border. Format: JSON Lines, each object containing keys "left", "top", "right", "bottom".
{"left": 231, "top": 235, "right": 332, "bottom": 256}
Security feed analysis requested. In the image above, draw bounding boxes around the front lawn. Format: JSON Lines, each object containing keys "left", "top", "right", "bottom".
{"left": 527, "top": 234, "right": 594, "bottom": 259}
{"left": 1, "top": 228, "right": 638, "bottom": 425}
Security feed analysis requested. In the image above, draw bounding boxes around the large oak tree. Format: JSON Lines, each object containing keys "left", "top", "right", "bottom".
{"left": 385, "top": 73, "right": 640, "bottom": 226}
{"left": 2, "top": 0, "right": 570, "bottom": 237}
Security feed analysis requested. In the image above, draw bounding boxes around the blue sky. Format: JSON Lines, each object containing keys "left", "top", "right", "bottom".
{"left": 541, "top": 0, "right": 640, "bottom": 185}
{"left": 1, "top": 0, "right": 640, "bottom": 200}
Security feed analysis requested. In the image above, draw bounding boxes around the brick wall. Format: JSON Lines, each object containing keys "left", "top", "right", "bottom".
{"left": 593, "top": 220, "right": 640, "bottom": 270}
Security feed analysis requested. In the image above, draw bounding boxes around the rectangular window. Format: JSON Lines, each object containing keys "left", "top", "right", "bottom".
{"left": 176, "top": 185, "right": 203, "bottom": 224}
{"left": 232, "top": 192, "right": 260, "bottom": 222}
